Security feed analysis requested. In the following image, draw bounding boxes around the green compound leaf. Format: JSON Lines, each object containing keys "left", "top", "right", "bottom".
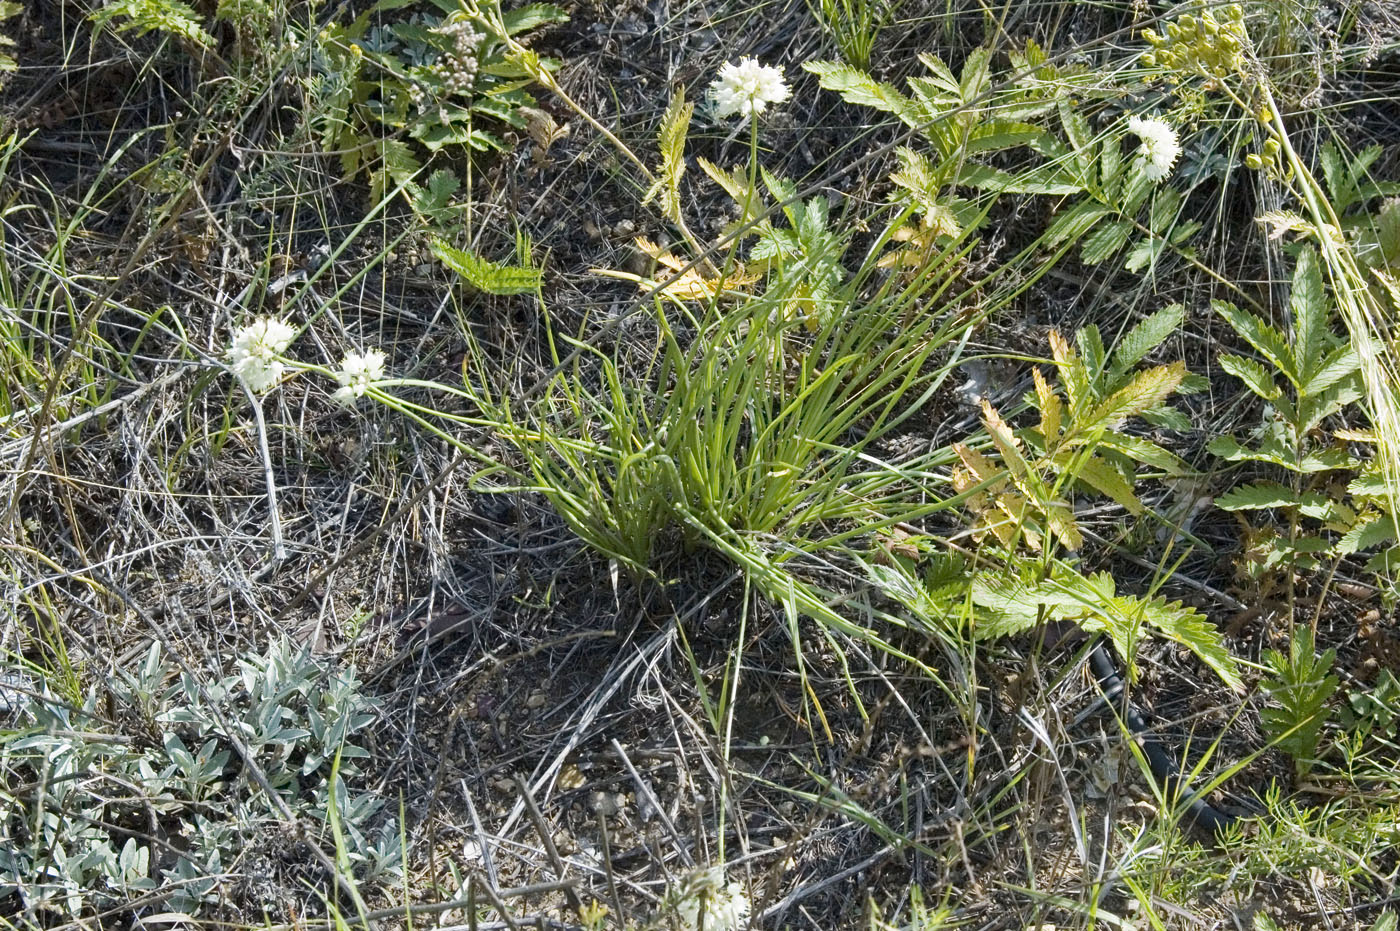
{"left": 432, "top": 239, "right": 542, "bottom": 295}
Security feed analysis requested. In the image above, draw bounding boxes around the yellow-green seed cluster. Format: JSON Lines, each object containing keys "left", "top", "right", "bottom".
{"left": 1140, "top": 5, "right": 1249, "bottom": 80}
{"left": 1244, "top": 134, "right": 1291, "bottom": 179}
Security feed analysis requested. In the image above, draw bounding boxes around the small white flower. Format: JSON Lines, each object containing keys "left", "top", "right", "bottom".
{"left": 228, "top": 317, "right": 296, "bottom": 393}
{"left": 1128, "top": 115, "right": 1181, "bottom": 183}
{"left": 332, "top": 348, "right": 387, "bottom": 404}
{"left": 670, "top": 869, "right": 749, "bottom": 931}
{"left": 709, "top": 58, "right": 790, "bottom": 119}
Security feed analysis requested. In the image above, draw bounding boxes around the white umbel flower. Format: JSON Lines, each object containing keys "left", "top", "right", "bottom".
{"left": 709, "top": 58, "right": 790, "bottom": 119}
{"left": 332, "top": 348, "right": 387, "bottom": 404}
{"left": 670, "top": 869, "right": 749, "bottom": 931}
{"left": 1128, "top": 115, "right": 1181, "bottom": 183}
{"left": 229, "top": 317, "right": 296, "bottom": 393}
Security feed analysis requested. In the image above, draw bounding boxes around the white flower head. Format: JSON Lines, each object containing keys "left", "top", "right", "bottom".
{"left": 709, "top": 58, "right": 790, "bottom": 119}
{"left": 228, "top": 317, "right": 296, "bottom": 393}
{"left": 1128, "top": 115, "right": 1181, "bottom": 183}
{"left": 670, "top": 869, "right": 749, "bottom": 931}
{"left": 332, "top": 348, "right": 387, "bottom": 404}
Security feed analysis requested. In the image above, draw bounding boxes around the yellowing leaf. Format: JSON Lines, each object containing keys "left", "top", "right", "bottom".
{"left": 1042, "top": 499, "right": 1082, "bottom": 551}
{"left": 1048, "top": 329, "right": 1090, "bottom": 416}
{"left": 1080, "top": 361, "right": 1185, "bottom": 433}
{"left": 1069, "top": 454, "right": 1144, "bottom": 515}
{"left": 612, "top": 237, "right": 755, "bottom": 301}
{"left": 1033, "top": 367, "right": 1062, "bottom": 444}
{"left": 954, "top": 442, "right": 1005, "bottom": 488}
{"left": 981, "top": 400, "right": 1033, "bottom": 481}
{"left": 697, "top": 157, "right": 760, "bottom": 226}
{"left": 989, "top": 491, "right": 1042, "bottom": 551}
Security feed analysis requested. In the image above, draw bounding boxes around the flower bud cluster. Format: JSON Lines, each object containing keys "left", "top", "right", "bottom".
{"left": 1244, "top": 134, "right": 1292, "bottom": 180}
{"left": 1140, "top": 5, "right": 1248, "bottom": 80}
{"left": 433, "top": 18, "right": 484, "bottom": 96}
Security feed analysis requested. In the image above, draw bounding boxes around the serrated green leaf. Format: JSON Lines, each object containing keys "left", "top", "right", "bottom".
{"left": 1058, "top": 100, "right": 1092, "bottom": 168}
{"left": 432, "top": 239, "right": 542, "bottom": 295}
{"left": 643, "top": 90, "right": 693, "bottom": 221}
{"left": 1291, "top": 247, "right": 1327, "bottom": 384}
{"left": 956, "top": 163, "right": 1082, "bottom": 195}
{"left": 92, "top": 0, "right": 215, "bottom": 48}
{"left": 1080, "top": 362, "right": 1185, "bottom": 432}
{"left": 1298, "top": 382, "right": 1365, "bottom": 434}
{"left": 1133, "top": 594, "right": 1240, "bottom": 690}
{"left": 697, "top": 156, "right": 761, "bottom": 228}
{"left": 1077, "top": 325, "right": 1106, "bottom": 384}
{"left": 1147, "top": 186, "right": 1183, "bottom": 235}
{"left": 1080, "top": 219, "right": 1132, "bottom": 265}
{"left": 959, "top": 46, "right": 993, "bottom": 101}
{"left": 962, "top": 120, "right": 1044, "bottom": 155}
{"left": 915, "top": 51, "right": 960, "bottom": 94}
{"left": 1100, "top": 134, "right": 1124, "bottom": 200}
{"left": 1049, "top": 330, "right": 1090, "bottom": 420}
{"left": 1366, "top": 546, "right": 1400, "bottom": 574}
{"left": 804, "top": 61, "right": 916, "bottom": 124}
{"left": 367, "top": 140, "right": 420, "bottom": 203}
{"left": 1045, "top": 201, "right": 1111, "bottom": 248}
{"left": 1207, "top": 435, "right": 1354, "bottom": 473}
{"left": 1169, "top": 220, "right": 1203, "bottom": 245}
{"left": 1097, "top": 431, "right": 1189, "bottom": 474}
{"left": 1261, "top": 629, "right": 1337, "bottom": 777}
{"left": 500, "top": 3, "right": 568, "bottom": 34}
{"left": 1123, "top": 237, "right": 1163, "bottom": 274}
{"left": 1140, "top": 404, "right": 1192, "bottom": 432}
{"left": 1110, "top": 303, "right": 1184, "bottom": 377}
{"left": 1071, "top": 454, "right": 1143, "bottom": 514}
{"left": 1215, "top": 481, "right": 1312, "bottom": 511}
{"left": 1212, "top": 299, "right": 1298, "bottom": 386}
{"left": 1298, "top": 343, "right": 1360, "bottom": 398}
{"left": 1218, "top": 353, "right": 1281, "bottom": 401}
{"left": 1349, "top": 468, "right": 1397, "bottom": 499}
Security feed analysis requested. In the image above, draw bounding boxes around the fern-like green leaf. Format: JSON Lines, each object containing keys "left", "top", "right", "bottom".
{"left": 1207, "top": 435, "right": 1355, "bottom": 473}
{"left": 914, "top": 51, "right": 960, "bottom": 94}
{"left": 958, "top": 47, "right": 992, "bottom": 101}
{"left": 1128, "top": 592, "right": 1241, "bottom": 691}
{"left": 1067, "top": 454, "right": 1143, "bottom": 514}
{"left": 432, "top": 239, "right": 542, "bottom": 295}
{"left": 1338, "top": 513, "right": 1400, "bottom": 554}
{"left": 1218, "top": 353, "right": 1281, "bottom": 402}
{"left": 1080, "top": 220, "right": 1132, "bottom": 265}
{"left": 962, "top": 121, "right": 1043, "bottom": 155}
{"left": 1049, "top": 330, "right": 1091, "bottom": 420}
{"left": 973, "top": 567, "right": 1241, "bottom": 690}
{"left": 1097, "top": 430, "right": 1188, "bottom": 474}
{"left": 1212, "top": 299, "right": 1298, "bottom": 386}
{"left": 955, "top": 164, "right": 1082, "bottom": 195}
{"left": 1261, "top": 630, "right": 1338, "bottom": 778}
{"left": 1079, "top": 361, "right": 1185, "bottom": 433}
{"left": 803, "top": 61, "right": 916, "bottom": 124}
{"left": 1110, "top": 303, "right": 1184, "bottom": 377}
{"left": 643, "top": 90, "right": 693, "bottom": 222}
{"left": 1215, "top": 481, "right": 1318, "bottom": 511}
{"left": 499, "top": 3, "right": 568, "bottom": 34}
{"left": 1298, "top": 343, "right": 1360, "bottom": 398}
{"left": 367, "top": 140, "right": 421, "bottom": 205}
{"left": 1291, "top": 247, "right": 1327, "bottom": 384}
{"left": 1045, "top": 201, "right": 1111, "bottom": 248}
{"left": 1297, "top": 382, "right": 1365, "bottom": 435}
{"left": 91, "top": 0, "right": 215, "bottom": 47}
{"left": 697, "top": 157, "right": 757, "bottom": 225}
{"left": 1146, "top": 186, "right": 1183, "bottom": 235}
